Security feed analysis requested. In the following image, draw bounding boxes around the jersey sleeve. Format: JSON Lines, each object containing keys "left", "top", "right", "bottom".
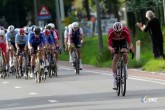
{"left": 25, "top": 35, "right": 28, "bottom": 46}
{"left": 15, "top": 34, "right": 19, "bottom": 43}
{"left": 28, "top": 33, "right": 33, "bottom": 45}
{"left": 64, "top": 30, "right": 68, "bottom": 39}
{"left": 6, "top": 33, "right": 9, "bottom": 42}
{"left": 79, "top": 28, "right": 84, "bottom": 35}
{"left": 108, "top": 29, "right": 113, "bottom": 46}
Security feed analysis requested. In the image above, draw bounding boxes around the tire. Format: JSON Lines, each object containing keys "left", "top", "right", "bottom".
{"left": 116, "top": 78, "right": 120, "bottom": 96}
{"left": 121, "top": 65, "right": 126, "bottom": 96}
{"left": 76, "top": 59, "right": 79, "bottom": 74}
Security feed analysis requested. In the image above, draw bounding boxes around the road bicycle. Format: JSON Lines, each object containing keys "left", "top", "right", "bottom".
{"left": 45, "top": 49, "right": 57, "bottom": 78}
{"left": 71, "top": 45, "right": 82, "bottom": 74}
{"left": 115, "top": 48, "right": 134, "bottom": 96}
{"left": 35, "top": 50, "right": 46, "bottom": 83}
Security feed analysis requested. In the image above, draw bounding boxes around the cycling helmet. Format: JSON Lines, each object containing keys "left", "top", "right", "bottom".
{"left": 19, "top": 28, "right": 25, "bottom": 35}
{"left": 68, "top": 24, "right": 73, "bottom": 29}
{"left": 7, "top": 25, "right": 15, "bottom": 32}
{"left": 30, "top": 25, "right": 37, "bottom": 32}
{"left": 44, "top": 29, "right": 51, "bottom": 36}
{"left": 24, "top": 27, "right": 30, "bottom": 34}
{"left": 48, "top": 23, "right": 55, "bottom": 29}
{"left": 0, "top": 30, "right": 5, "bottom": 36}
{"left": 34, "top": 27, "right": 41, "bottom": 35}
{"left": 0, "top": 26, "right": 5, "bottom": 30}
{"left": 45, "top": 25, "right": 52, "bottom": 30}
{"left": 72, "top": 22, "right": 79, "bottom": 27}
{"left": 113, "top": 22, "right": 123, "bottom": 32}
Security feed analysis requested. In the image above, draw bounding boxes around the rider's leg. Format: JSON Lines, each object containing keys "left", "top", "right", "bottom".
{"left": 112, "top": 54, "right": 119, "bottom": 89}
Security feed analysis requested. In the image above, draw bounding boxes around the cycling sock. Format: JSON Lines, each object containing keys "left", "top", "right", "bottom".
{"left": 113, "top": 73, "right": 117, "bottom": 80}
{"left": 19, "top": 66, "right": 22, "bottom": 70}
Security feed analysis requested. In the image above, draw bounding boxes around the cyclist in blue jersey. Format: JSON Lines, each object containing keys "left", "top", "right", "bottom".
{"left": 43, "top": 29, "right": 55, "bottom": 73}
{"left": 6, "top": 25, "right": 18, "bottom": 67}
{"left": 28, "top": 27, "right": 47, "bottom": 78}
{"left": 45, "top": 24, "right": 61, "bottom": 70}
{"left": 15, "top": 28, "right": 28, "bottom": 76}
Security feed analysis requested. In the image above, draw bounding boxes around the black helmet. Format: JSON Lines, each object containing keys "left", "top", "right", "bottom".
{"left": 34, "top": 27, "right": 41, "bottom": 35}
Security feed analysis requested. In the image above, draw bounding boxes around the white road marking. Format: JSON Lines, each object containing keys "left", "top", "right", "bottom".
{"left": 48, "top": 100, "right": 59, "bottom": 103}
{"left": 14, "top": 86, "right": 22, "bottom": 89}
{"left": 61, "top": 66, "right": 165, "bottom": 85}
{"left": 2, "top": 81, "right": 9, "bottom": 84}
{"left": 29, "top": 92, "right": 38, "bottom": 95}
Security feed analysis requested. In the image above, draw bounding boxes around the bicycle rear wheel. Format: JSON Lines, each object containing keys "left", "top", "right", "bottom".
{"left": 121, "top": 65, "right": 126, "bottom": 96}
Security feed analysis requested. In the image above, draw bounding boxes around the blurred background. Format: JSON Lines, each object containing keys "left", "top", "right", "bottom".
{"left": 0, "top": 0, "right": 164, "bottom": 36}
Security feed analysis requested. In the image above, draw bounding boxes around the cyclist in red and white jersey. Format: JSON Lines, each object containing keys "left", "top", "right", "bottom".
{"left": 108, "top": 22, "right": 134, "bottom": 90}
{"left": 0, "top": 30, "right": 9, "bottom": 71}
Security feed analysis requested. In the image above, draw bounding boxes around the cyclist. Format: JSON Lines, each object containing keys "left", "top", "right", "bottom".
{"left": 6, "top": 25, "right": 17, "bottom": 67}
{"left": 46, "top": 24, "right": 61, "bottom": 70}
{"left": 108, "top": 22, "right": 134, "bottom": 90}
{"left": 28, "top": 27, "right": 47, "bottom": 78}
{"left": 15, "top": 28, "right": 28, "bottom": 77}
{"left": 0, "top": 30, "right": 9, "bottom": 71}
{"left": 43, "top": 29, "right": 55, "bottom": 73}
{"left": 68, "top": 22, "right": 84, "bottom": 69}
{"left": 64, "top": 24, "right": 73, "bottom": 62}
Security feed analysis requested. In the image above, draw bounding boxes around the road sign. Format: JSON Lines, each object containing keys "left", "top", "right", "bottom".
{"left": 38, "top": 5, "right": 51, "bottom": 20}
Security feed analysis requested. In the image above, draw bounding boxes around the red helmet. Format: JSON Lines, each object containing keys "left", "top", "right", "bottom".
{"left": 44, "top": 29, "right": 51, "bottom": 36}
{"left": 113, "top": 22, "right": 123, "bottom": 32}
{"left": 19, "top": 28, "right": 25, "bottom": 35}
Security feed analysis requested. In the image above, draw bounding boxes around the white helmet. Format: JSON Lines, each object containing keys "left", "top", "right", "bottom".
{"left": 68, "top": 24, "right": 73, "bottom": 29}
{"left": 24, "top": 27, "right": 30, "bottom": 34}
{"left": 48, "top": 23, "right": 55, "bottom": 29}
{"left": 72, "top": 22, "right": 79, "bottom": 27}
{"left": 7, "top": 25, "right": 15, "bottom": 32}
{"left": 0, "top": 30, "right": 5, "bottom": 36}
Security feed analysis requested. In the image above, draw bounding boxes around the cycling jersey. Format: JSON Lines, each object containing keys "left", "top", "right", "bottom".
{"left": 0, "top": 37, "right": 7, "bottom": 56}
{"left": 6, "top": 31, "right": 17, "bottom": 43}
{"left": 45, "top": 34, "right": 54, "bottom": 45}
{"left": 69, "top": 28, "right": 83, "bottom": 46}
{"left": 29, "top": 32, "right": 47, "bottom": 45}
{"left": 50, "top": 30, "right": 58, "bottom": 44}
{"left": 54, "top": 29, "right": 60, "bottom": 40}
{"left": 29, "top": 32, "right": 47, "bottom": 54}
{"left": 15, "top": 34, "right": 28, "bottom": 46}
{"left": 108, "top": 26, "right": 131, "bottom": 47}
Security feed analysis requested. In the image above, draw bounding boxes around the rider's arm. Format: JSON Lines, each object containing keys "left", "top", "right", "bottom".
{"left": 68, "top": 28, "right": 72, "bottom": 45}
{"left": 15, "top": 34, "right": 19, "bottom": 50}
{"left": 28, "top": 35, "right": 33, "bottom": 49}
{"left": 5, "top": 33, "right": 10, "bottom": 50}
{"left": 79, "top": 28, "right": 84, "bottom": 44}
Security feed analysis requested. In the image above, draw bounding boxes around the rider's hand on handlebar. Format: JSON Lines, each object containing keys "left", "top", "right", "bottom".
{"left": 110, "top": 48, "right": 115, "bottom": 54}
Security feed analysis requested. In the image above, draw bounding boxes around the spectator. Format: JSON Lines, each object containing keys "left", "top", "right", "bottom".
{"left": 137, "top": 10, "right": 165, "bottom": 59}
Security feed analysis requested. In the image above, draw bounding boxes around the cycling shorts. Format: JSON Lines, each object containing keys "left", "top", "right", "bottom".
{"left": 112, "top": 39, "right": 128, "bottom": 52}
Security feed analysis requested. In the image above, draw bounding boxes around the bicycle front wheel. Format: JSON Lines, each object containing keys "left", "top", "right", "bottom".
{"left": 121, "top": 65, "right": 126, "bottom": 96}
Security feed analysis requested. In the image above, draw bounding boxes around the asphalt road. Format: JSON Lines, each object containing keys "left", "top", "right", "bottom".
{"left": 0, "top": 62, "right": 165, "bottom": 110}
